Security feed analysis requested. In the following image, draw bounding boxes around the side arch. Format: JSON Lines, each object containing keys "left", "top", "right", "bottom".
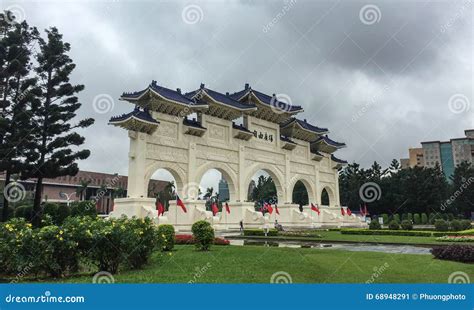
{"left": 287, "top": 174, "right": 316, "bottom": 204}
{"left": 244, "top": 163, "right": 286, "bottom": 203}
{"left": 144, "top": 160, "right": 186, "bottom": 198}
{"left": 320, "top": 185, "right": 336, "bottom": 207}
{"left": 194, "top": 161, "right": 239, "bottom": 201}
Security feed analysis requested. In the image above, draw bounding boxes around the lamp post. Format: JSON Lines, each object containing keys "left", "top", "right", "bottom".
{"left": 59, "top": 191, "right": 76, "bottom": 207}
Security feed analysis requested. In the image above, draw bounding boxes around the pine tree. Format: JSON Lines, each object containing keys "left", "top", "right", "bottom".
{"left": 27, "top": 27, "right": 94, "bottom": 226}
{"left": 0, "top": 13, "right": 39, "bottom": 221}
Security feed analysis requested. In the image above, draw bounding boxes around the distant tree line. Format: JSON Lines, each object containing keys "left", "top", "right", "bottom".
{"left": 339, "top": 159, "right": 474, "bottom": 218}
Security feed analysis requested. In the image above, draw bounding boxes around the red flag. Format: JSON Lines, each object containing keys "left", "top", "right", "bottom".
{"left": 364, "top": 204, "right": 369, "bottom": 216}
{"left": 275, "top": 204, "right": 280, "bottom": 215}
{"left": 176, "top": 196, "right": 187, "bottom": 213}
{"left": 311, "top": 203, "right": 320, "bottom": 215}
{"left": 265, "top": 203, "right": 273, "bottom": 215}
{"left": 347, "top": 208, "right": 352, "bottom": 216}
{"left": 225, "top": 202, "right": 230, "bottom": 214}
{"left": 341, "top": 207, "right": 345, "bottom": 216}
{"left": 156, "top": 201, "right": 165, "bottom": 216}
{"left": 211, "top": 203, "right": 219, "bottom": 216}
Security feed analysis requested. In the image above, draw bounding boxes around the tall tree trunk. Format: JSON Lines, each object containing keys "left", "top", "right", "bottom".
{"left": 1, "top": 169, "right": 11, "bottom": 221}
{"left": 32, "top": 177, "right": 43, "bottom": 227}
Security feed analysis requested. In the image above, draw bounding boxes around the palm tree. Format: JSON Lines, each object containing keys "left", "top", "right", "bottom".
{"left": 76, "top": 179, "right": 91, "bottom": 201}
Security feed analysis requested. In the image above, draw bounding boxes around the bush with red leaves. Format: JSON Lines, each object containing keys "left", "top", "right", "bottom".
{"left": 431, "top": 245, "right": 474, "bottom": 263}
{"left": 175, "top": 234, "right": 230, "bottom": 246}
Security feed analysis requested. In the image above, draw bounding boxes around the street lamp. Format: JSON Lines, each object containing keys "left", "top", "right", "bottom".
{"left": 59, "top": 191, "right": 76, "bottom": 207}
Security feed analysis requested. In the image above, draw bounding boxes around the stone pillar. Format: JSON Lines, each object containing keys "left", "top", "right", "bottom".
{"left": 186, "top": 142, "right": 197, "bottom": 200}
{"left": 126, "top": 131, "right": 148, "bottom": 198}
{"left": 285, "top": 155, "right": 291, "bottom": 203}
{"left": 315, "top": 168, "right": 321, "bottom": 205}
{"left": 335, "top": 169, "right": 341, "bottom": 207}
{"left": 238, "top": 145, "right": 246, "bottom": 202}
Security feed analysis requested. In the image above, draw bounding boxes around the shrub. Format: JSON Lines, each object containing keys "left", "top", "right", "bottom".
{"left": 407, "top": 213, "right": 413, "bottom": 222}
{"left": 447, "top": 213, "right": 454, "bottom": 221}
{"left": 388, "top": 220, "right": 400, "bottom": 230}
{"left": 0, "top": 218, "right": 35, "bottom": 275}
{"left": 157, "top": 224, "right": 175, "bottom": 251}
{"left": 434, "top": 219, "right": 449, "bottom": 231}
{"left": 36, "top": 225, "right": 79, "bottom": 277}
{"left": 243, "top": 229, "right": 278, "bottom": 236}
{"left": 70, "top": 201, "right": 97, "bottom": 217}
{"left": 1, "top": 206, "right": 15, "bottom": 221}
{"left": 436, "top": 236, "right": 474, "bottom": 242}
{"left": 421, "top": 213, "right": 428, "bottom": 224}
{"left": 401, "top": 213, "right": 408, "bottom": 221}
{"left": 191, "top": 221, "right": 215, "bottom": 251}
{"left": 14, "top": 205, "right": 34, "bottom": 222}
{"left": 460, "top": 220, "right": 472, "bottom": 230}
{"left": 340, "top": 229, "right": 433, "bottom": 237}
{"left": 124, "top": 217, "right": 157, "bottom": 269}
{"left": 413, "top": 214, "right": 421, "bottom": 224}
{"left": 400, "top": 220, "right": 413, "bottom": 230}
{"left": 62, "top": 216, "right": 98, "bottom": 253}
{"left": 42, "top": 203, "right": 70, "bottom": 225}
{"left": 393, "top": 214, "right": 400, "bottom": 223}
{"left": 430, "top": 213, "right": 442, "bottom": 224}
{"left": 450, "top": 220, "right": 462, "bottom": 232}
{"left": 368, "top": 220, "right": 381, "bottom": 230}
{"left": 431, "top": 245, "right": 474, "bottom": 263}
{"left": 381, "top": 214, "right": 389, "bottom": 225}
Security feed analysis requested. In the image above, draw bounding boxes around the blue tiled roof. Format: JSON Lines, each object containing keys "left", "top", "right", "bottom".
{"left": 315, "top": 135, "right": 346, "bottom": 148}
{"left": 229, "top": 84, "right": 303, "bottom": 113}
{"left": 331, "top": 154, "right": 347, "bottom": 164}
{"left": 109, "top": 107, "right": 159, "bottom": 124}
{"left": 186, "top": 85, "right": 257, "bottom": 111}
{"left": 121, "top": 81, "right": 207, "bottom": 107}
{"left": 280, "top": 135, "right": 296, "bottom": 144}
{"left": 281, "top": 118, "right": 328, "bottom": 133}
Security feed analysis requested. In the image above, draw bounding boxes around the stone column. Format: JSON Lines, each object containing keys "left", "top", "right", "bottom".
{"left": 238, "top": 145, "right": 246, "bottom": 202}
{"left": 126, "top": 131, "right": 148, "bottom": 198}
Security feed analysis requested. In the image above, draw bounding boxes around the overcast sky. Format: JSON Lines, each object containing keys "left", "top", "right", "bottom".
{"left": 8, "top": 0, "right": 473, "bottom": 192}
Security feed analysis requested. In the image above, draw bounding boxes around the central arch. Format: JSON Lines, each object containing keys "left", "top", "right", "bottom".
{"left": 194, "top": 162, "right": 238, "bottom": 201}
{"left": 244, "top": 163, "right": 285, "bottom": 203}
{"left": 144, "top": 161, "right": 185, "bottom": 198}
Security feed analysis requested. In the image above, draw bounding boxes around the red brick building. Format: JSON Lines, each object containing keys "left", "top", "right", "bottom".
{"left": 0, "top": 170, "right": 168, "bottom": 214}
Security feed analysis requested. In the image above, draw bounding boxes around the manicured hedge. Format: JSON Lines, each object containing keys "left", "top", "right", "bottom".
{"left": 243, "top": 229, "right": 278, "bottom": 236}
{"left": 431, "top": 245, "right": 474, "bottom": 263}
{"left": 175, "top": 234, "right": 230, "bottom": 246}
{"left": 340, "top": 229, "right": 433, "bottom": 237}
{"left": 341, "top": 228, "right": 474, "bottom": 237}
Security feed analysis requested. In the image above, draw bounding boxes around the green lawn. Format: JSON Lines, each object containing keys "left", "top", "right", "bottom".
{"left": 242, "top": 231, "right": 466, "bottom": 245}
{"left": 42, "top": 245, "right": 473, "bottom": 284}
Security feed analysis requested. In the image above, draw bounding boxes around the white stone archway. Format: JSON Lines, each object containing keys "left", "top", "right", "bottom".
{"left": 108, "top": 81, "right": 364, "bottom": 229}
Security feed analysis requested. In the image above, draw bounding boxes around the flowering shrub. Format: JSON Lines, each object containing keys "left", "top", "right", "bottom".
{"left": 192, "top": 221, "right": 215, "bottom": 251}
{"left": 125, "top": 217, "right": 157, "bottom": 269}
{"left": 157, "top": 224, "right": 175, "bottom": 251}
{"left": 36, "top": 225, "right": 79, "bottom": 277}
{"left": 0, "top": 218, "right": 34, "bottom": 275}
